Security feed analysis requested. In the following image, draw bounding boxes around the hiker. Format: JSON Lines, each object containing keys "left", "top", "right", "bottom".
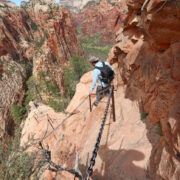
{"left": 89, "top": 56, "right": 114, "bottom": 106}
{"left": 34, "top": 102, "right": 39, "bottom": 108}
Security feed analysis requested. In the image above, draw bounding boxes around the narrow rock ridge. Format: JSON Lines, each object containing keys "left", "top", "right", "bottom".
{"left": 21, "top": 70, "right": 160, "bottom": 180}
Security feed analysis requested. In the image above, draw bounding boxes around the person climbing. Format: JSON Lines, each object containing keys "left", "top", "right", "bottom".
{"left": 89, "top": 56, "right": 114, "bottom": 106}
{"left": 34, "top": 102, "right": 39, "bottom": 108}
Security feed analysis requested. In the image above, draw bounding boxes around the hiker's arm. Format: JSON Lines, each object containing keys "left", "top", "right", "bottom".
{"left": 90, "top": 69, "right": 99, "bottom": 91}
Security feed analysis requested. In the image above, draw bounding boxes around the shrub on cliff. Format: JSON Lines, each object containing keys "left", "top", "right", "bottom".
{"left": 31, "top": 21, "right": 38, "bottom": 32}
{"left": 81, "top": 35, "right": 112, "bottom": 60}
{"left": 24, "top": 76, "right": 39, "bottom": 106}
{"left": 11, "top": 104, "right": 26, "bottom": 125}
{"left": 0, "top": 127, "right": 45, "bottom": 180}
{"left": 48, "top": 97, "right": 69, "bottom": 112}
{"left": 35, "top": 36, "right": 46, "bottom": 48}
{"left": 27, "top": 72, "right": 66, "bottom": 112}
{"left": 64, "top": 55, "right": 91, "bottom": 98}
{"left": 71, "top": 54, "right": 91, "bottom": 80}
{"left": 64, "top": 67, "right": 76, "bottom": 98}
{"left": 84, "top": 1, "right": 100, "bottom": 9}
{"left": 77, "top": 27, "right": 82, "bottom": 35}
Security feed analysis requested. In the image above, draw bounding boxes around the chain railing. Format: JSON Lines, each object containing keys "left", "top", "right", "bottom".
{"left": 39, "top": 85, "right": 114, "bottom": 180}
{"left": 86, "top": 85, "right": 113, "bottom": 180}
{"left": 39, "top": 142, "right": 83, "bottom": 179}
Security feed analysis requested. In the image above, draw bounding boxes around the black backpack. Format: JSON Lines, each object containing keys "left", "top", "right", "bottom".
{"left": 95, "top": 62, "right": 114, "bottom": 84}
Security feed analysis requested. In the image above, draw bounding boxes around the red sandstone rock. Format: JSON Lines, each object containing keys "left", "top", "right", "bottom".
{"left": 107, "top": 0, "right": 180, "bottom": 179}
{"left": 73, "top": 0, "right": 127, "bottom": 43}
{"left": 0, "top": 5, "right": 83, "bottom": 137}
{"left": 21, "top": 71, "right": 161, "bottom": 180}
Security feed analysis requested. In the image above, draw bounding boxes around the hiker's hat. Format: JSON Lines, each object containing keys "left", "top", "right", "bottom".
{"left": 89, "top": 56, "right": 99, "bottom": 63}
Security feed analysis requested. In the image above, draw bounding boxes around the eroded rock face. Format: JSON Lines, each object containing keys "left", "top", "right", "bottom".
{"left": 74, "top": 0, "right": 126, "bottom": 43}
{"left": 0, "top": 59, "right": 26, "bottom": 137}
{"left": 60, "top": 0, "right": 101, "bottom": 12}
{"left": 108, "top": 0, "right": 180, "bottom": 179}
{"left": 61, "top": 0, "right": 127, "bottom": 43}
{"left": 60, "top": 0, "right": 121, "bottom": 12}
{"left": 0, "top": 4, "right": 82, "bottom": 137}
{"left": 21, "top": 70, "right": 161, "bottom": 180}
{"left": 78, "top": 0, "right": 127, "bottom": 43}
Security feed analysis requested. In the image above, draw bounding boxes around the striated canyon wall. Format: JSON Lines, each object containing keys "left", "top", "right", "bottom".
{"left": 60, "top": 0, "right": 121, "bottom": 12}
{"left": 73, "top": 0, "right": 126, "bottom": 43}
{"left": 108, "top": 0, "right": 180, "bottom": 179}
{"left": 61, "top": 0, "right": 127, "bottom": 43}
{"left": 0, "top": 2, "right": 82, "bottom": 137}
{"left": 59, "top": 0, "right": 101, "bottom": 12}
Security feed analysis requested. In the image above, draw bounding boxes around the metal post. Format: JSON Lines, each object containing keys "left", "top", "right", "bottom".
{"left": 47, "top": 119, "right": 57, "bottom": 140}
{"left": 111, "top": 85, "right": 116, "bottom": 122}
{"left": 47, "top": 119, "right": 55, "bottom": 130}
{"left": 89, "top": 95, "right": 92, "bottom": 112}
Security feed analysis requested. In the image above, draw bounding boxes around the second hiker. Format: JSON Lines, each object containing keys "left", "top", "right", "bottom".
{"left": 89, "top": 56, "right": 114, "bottom": 106}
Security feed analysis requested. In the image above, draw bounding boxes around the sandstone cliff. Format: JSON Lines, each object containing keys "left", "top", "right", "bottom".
{"left": 108, "top": 0, "right": 180, "bottom": 179}
{"left": 0, "top": 3, "right": 83, "bottom": 137}
{"left": 21, "top": 71, "right": 161, "bottom": 180}
{"left": 61, "top": 0, "right": 127, "bottom": 43}
{"left": 74, "top": 0, "right": 126, "bottom": 43}
{"left": 60, "top": 0, "right": 121, "bottom": 12}
{"left": 20, "top": 0, "right": 180, "bottom": 180}
{"left": 60, "top": 0, "right": 101, "bottom": 12}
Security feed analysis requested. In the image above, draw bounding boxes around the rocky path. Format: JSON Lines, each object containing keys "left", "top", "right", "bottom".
{"left": 21, "top": 70, "right": 160, "bottom": 180}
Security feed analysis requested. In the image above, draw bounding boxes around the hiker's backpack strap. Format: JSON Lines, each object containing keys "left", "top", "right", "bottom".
{"left": 94, "top": 66, "right": 102, "bottom": 71}
{"left": 94, "top": 66, "right": 103, "bottom": 82}
{"left": 94, "top": 62, "right": 104, "bottom": 70}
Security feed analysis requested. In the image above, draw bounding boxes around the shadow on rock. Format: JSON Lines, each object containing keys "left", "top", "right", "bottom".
{"left": 93, "top": 145, "right": 146, "bottom": 180}
{"left": 79, "top": 145, "right": 164, "bottom": 180}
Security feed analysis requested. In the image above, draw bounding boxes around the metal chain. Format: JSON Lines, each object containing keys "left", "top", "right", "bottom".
{"left": 86, "top": 85, "right": 113, "bottom": 180}
{"left": 39, "top": 142, "right": 83, "bottom": 179}
{"left": 40, "top": 85, "right": 111, "bottom": 143}
{"left": 39, "top": 95, "right": 89, "bottom": 143}
{"left": 39, "top": 86, "right": 114, "bottom": 180}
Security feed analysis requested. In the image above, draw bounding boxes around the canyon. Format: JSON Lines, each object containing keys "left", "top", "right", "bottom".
{"left": 0, "top": 0, "right": 82, "bottom": 137}
{"left": 0, "top": 0, "right": 180, "bottom": 180}
{"left": 60, "top": 0, "right": 127, "bottom": 43}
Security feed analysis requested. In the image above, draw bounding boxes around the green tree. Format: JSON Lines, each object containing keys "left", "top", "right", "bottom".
{"left": 0, "top": 127, "right": 45, "bottom": 180}
{"left": 31, "top": 21, "right": 38, "bottom": 31}
{"left": 64, "top": 55, "right": 91, "bottom": 98}
{"left": 64, "top": 67, "right": 76, "bottom": 98}
{"left": 24, "top": 76, "right": 38, "bottom": 106}
{"left": 11, "top": 104, "right": 26, "bottom": 125}
{"left": 71, "top": 54, "right": 91, "bottom": 80}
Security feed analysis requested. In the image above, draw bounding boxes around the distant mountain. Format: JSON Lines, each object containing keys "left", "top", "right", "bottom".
{"left": 59, "top": 0, "right": 119, "bottom": 12}
{"left": 0, "top": 0, "right": 17, "bottom": 7}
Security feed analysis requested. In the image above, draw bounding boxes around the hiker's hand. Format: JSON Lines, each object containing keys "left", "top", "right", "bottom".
{"left": 89, "top": 90, "right": 93, "bottom": 95}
